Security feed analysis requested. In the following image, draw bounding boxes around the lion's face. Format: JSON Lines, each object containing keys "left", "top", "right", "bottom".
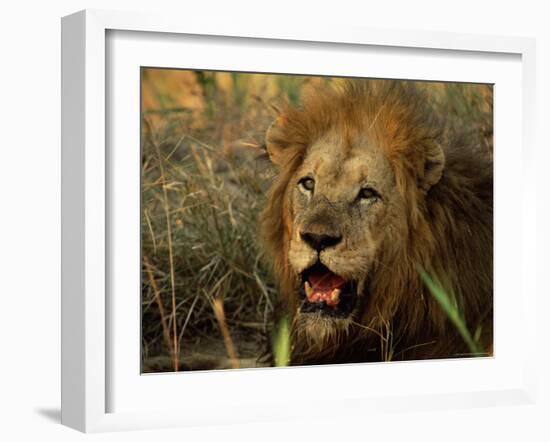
{"left": 287, "top": 130, "right": 404, "bottom": 338}
{"left": 262, "top": 80, "right": 449, "bottom": 355}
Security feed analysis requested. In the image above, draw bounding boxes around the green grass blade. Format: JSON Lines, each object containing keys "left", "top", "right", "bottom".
{"left": 273, "top": 317, "right": 290, "bottom": 367}
{"left": 419, "top": 270, "right": 483, "bottom": 356}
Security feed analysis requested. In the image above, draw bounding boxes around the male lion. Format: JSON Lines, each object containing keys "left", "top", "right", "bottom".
{"left": 261, "top": 80, "right": 493, "bottom": 365}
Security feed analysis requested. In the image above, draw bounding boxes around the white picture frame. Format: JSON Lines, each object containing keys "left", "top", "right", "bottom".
{"left": 61, "top": 9, "right": 537, "bottom": 433}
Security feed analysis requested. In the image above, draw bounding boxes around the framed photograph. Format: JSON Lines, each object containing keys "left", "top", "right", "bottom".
{"left": 61, "top": 9, "right": 537, "bottom": 433}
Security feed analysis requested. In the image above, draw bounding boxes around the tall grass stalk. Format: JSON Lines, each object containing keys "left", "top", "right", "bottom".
{"left": 150, "top": 123, "right": 180, "bottom": 371}
{"left": 143, "top": 255, "right": 174, "bottom": 363}
{"left": 212, "top": 298, "right": 240, "bottom": 369}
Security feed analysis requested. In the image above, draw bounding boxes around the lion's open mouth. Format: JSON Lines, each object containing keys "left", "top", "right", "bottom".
{"left": 299, "top": 263, "right": 357, "bottom": 318}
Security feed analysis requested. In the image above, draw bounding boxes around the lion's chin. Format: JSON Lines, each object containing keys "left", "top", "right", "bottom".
{"left": 294, "top": 312, "right": 354, "bottom": 351}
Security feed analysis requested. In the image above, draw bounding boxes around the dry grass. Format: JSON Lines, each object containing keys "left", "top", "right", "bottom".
{"left": 211, "top": 298, "right": 240, "bottom": 369}
{"left": 141, "top": 70, "right": 295, "bottom": 371}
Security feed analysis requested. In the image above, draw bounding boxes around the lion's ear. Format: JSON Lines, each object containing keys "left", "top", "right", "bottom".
{"left": 421, "top": 142, "right": 445, "bottom": 190}
{"left": 265, "top": 116, "right": 290, "bottom": 167}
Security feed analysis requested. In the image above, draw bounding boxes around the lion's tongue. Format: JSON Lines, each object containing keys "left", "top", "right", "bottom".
{"left": 306, "top": 270, "right": 345, "bottom": 307}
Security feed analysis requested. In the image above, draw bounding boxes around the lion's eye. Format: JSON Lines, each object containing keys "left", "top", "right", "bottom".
{"left": 358, "top": 187, "right": 380, "bottom": 201}
{"left": 298, "top": 177, "right": 315, "bottom": 193}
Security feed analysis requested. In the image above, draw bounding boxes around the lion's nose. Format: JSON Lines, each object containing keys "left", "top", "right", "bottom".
{"left": 300, "top": 231, "right": 342, "bottom": 252}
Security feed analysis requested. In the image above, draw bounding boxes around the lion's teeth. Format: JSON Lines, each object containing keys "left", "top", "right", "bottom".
{"left": 304, "top": 281, "right": 313, "bottom": 297}
{"left": 330, "top": 288, "right": 341, "bottom": 303}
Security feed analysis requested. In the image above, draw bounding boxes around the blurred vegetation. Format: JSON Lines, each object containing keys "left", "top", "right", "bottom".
{"left": 140, "top": 69, "right": 493, "bottom": 372}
